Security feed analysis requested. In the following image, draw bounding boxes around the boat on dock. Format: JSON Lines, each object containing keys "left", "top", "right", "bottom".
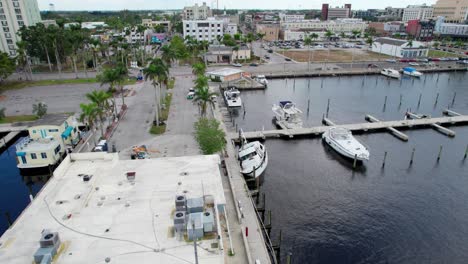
{"left": 224, "top": 87, "right": 242, "bottom": 107}
{"left": 255, "top": 75, "right": 268, "bottom": 85}
{"left": 322, "top": 127, "right": 370, "bottom": 161}
{"left": 403, "top": 67, "right": 423, "bottom": 77}
{"left": 238, "top": 131, "right": 268, "bottom": 178}
{"left": 380, "top": 68, "right": 401, "bottom": 79}
{"left": 272, "top": 101, "right": 303, "bottom": 129}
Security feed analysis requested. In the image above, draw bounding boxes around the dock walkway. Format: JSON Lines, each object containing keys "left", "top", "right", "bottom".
{"left": 0, "top": 131, "right": 21, "bottom": 149}
{"left": 234, "top": 115, "right": 468, "bottom": 141}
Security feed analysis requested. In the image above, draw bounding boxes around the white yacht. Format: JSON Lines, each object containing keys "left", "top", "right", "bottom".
{"left": 255, "top": 75, "right": 268, "bottom": 85}
{"left": 238, "top": 131, "right": 268, "bottom": 178}
{"left": 223, "top": 87, "right": 242, "bottom": 107}
{"left": 402, "top": 67, "right": 423, "bottom": 77}
{"left": 322, "top": 127, "right": 370, "bottom": 161}
{"left": 272, "top": 101, "right": 303, "bottom": 129}
{"left": 380, "top": 68, "right": 401, "bottom": 79}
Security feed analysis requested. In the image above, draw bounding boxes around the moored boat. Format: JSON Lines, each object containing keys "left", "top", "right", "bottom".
{"left": 272, "top": 101, "right": 303, "bottom": 129}
{"left": 322, "top": 127, "right": 370, "bottom": 161}
{"left": 402, "top": 67, "right": 423, "bottom": 77}
{"left": 238, "top": 131, "right": 268, "bottom": 178}
{"left": 255, "top": 75, "right": 268, "bottom": 85}
{"left": 381, "top": 68, "right": 401, "bottom": 79}
{"left": 223, "top": 87, "right": 242, "bottom": 107}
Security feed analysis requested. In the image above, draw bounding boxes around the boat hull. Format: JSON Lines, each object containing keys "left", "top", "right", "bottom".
{"left": 322, "top": 134, "right": 368, "bottom": 161}
{"left": 241, "top": 150, "right": 268, "bottom": 178}
{"left": 381, "top": 72, "right": 400, "bottom": 79}
{"left": 403, "top": 71, "right": 423, "bottom": 77}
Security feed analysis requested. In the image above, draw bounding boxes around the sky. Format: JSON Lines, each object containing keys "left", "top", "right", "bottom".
{"left": 39, "top": 0, "right": 438, "bottom": 11}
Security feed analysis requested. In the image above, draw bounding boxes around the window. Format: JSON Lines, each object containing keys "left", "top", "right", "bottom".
{"left": 13, "top": 2, "right": 20, "bottom": 7}
{"left": 18, "top": 21, "right": 24, "bottom": 27}
{"left": 8, "top": 45, "right": 14, "bottom": 50}
{"left": 41, "top": 153, "right": 47, "bottom": 159}
{"left": 31, "top": 153, "right": 37, "bottom": 159}
{"left": 186, "top": 30, "right": 190, "bottom": 33}
{"left": 9, "top": 50, "right": 16, "bottom": 56}
{"left": 6, "top": 39, "right": 12, "bottom": 44}
{"left": 3, "top": 27, "right": 9, "bottom": 32}
{"left": 1, "top": 21, "right": 7, "bottom": 26}
{"left": 54, "top": 145, "right": 61, "bottom": 154}
{"left": 0, "top": 8, "right": 3, "bottom": 14}
{"left": 48, "top": 129, "right": 59, "bottom": 132}
{"left": 16, "top": 15, "right": 22, "bottom": 20}
{"left": 186, "top": 24, "right": 189, "bottom": 28}
{"left": 15, "top": 8, "right": 21, "bottom": 14}
{"left": 0, "top": 15, "right": 6, "bottom": 20}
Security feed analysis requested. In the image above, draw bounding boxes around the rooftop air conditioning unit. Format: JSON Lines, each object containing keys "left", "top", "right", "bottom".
{"left": 175, "top": 195, "right": 186, "bottom": 212}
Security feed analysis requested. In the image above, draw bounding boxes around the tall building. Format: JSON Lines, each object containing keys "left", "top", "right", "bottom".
{"left": 406, "top": 19, "right": 435, "bottom": 40}
{"left": 183, "top": 18, "right": 224, "bottom": 42}
{"left": 183, "top": 2, "right": 212, "bottom": 20}
{"left": 402, "top": 5, "right": 434, "bottom": 22}
{"left": 0, "top": 0, "right": 41, "bottom": 56}
{"left": 433, "top": 0, "right": 468, "bottom": 23}
{"left": 322, "top": 3, "right": 352, "bottom": 20}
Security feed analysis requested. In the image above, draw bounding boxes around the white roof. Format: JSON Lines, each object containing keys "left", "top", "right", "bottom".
{"left": 207, "top": 68, "right": 244, "bottom": 77}
{"left": 0, "top": 153, "right": 225, "bottom": 264}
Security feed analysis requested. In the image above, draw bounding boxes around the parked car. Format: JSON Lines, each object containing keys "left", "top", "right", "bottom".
{"left": 367, "top": 64, "right": 379, "bottom": 68}
{"left": 94, "top": 140, "right": 108, "bottom": 152}
{"left": 267, "top": 49, "right": 273, "bottom": 53}
{"left": 264, "top": 55, "right": 270, "bottom": 59}
{"left": 430, "top": 58, "right": 440, "bottom": 62}
{"left": 249, "top": 63, "right": 259, "bottom": 67}
{"left": 231, "top": 63, "right": 242, "bottom": 67}
{"left": 400, "top": 59, "right": 410, "bottom": 63}
{"left": 285, "top": 58, "right": 292, "bottom": 61}
{"left": 385, "top": 59, "right": 397, "bottom": 63}
{"left": 409, "top": 62, "right": 420, "bottom": 66}
{"left": 187, "top": 91, "right": 195, "bottom": 99}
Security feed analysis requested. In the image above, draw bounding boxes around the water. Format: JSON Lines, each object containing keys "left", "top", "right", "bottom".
{"left": 0, "top": 137, "right": 49, "bottom": 235}
{"left": 233, "top": 72, "right": 468, "bottom": 263}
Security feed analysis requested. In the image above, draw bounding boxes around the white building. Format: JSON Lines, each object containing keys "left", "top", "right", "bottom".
{"left": 434, "top": 16, "right": 468, "bottom": 37}
{"left": 0, "top": 153, "right": 227, "bottom": 263}
{"left": 402, "top": 5, "right": 434, "bottom": 22}
{"left": 183, "top": 2, "right": 212, "bottom": 20}
{"left": 372, "top": 37, "right": 428, "bottom": 58}
{"left": 225, "top": 23, "right": 238, "bottom": 36}
{"left": 279, "top": 13, "right": 306, "bottom": 22}
{"left": 281, "top": 18, "right": 368, "bottom": 34}
{"left": 183, "top": 18, "right": 224, "bottom": 42}
{"left": 282, "top": 30, "right": 327, "bottom": 41}
{"left": 141, "top": 19, "right": 172, "bottom": 32}
{"left": 0, "top": 0, "right": 42, "bottom": 56}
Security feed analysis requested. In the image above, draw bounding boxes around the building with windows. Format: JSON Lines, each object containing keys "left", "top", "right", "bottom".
{"left": 402, "top": 5, "right": 434, "bottom": 22}
{"left": 225, "top": 23, "right": 238, "bottom": 36}
{"left": 433, "top": 0, "right": 468, "bottom": 23}
{"left": 279, "top": 13, "right": 306, "bottom": 22}
{"left": 256, "top": 23, "right": 280, "bottom": 41}
{"left": 183, "top": 2, "right": 212, "bottom": 20}
{"left": 0, "top": 0, "right": 41, "bottom": 56}
{"left": 281, "top": 18, "right": 367, "bottom": 34}
{"left": 322, "top": 3, "right": 352, "bottom": 20}
{"left": 372, "top": 37, "right": 428, "bottom": 58}
{"left": 141, "top": 19, "right": 172, "bottom": 32}
{"left": 434, "top": 16, "right": 468, "bottom": 39}
{"left": 183, "top": 18, "right": 224, "bottom": 42}
{"left": 406, "top": 19, "right": 435, "bottom": 40}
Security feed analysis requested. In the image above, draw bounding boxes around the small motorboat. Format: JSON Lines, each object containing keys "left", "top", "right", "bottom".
{"left": 238, "top": 130, "right": 268, "bottom": 178}
{"left": 272, "top": 101, "right": 303, "bottom": 129}
{"left": 223, "top": 87, "right": 242, "bottom": 107}
{"left": 322, "top": 127, "right": 370, "bottom": 161}
{"left": 380, "top": 68, "right": 401, "bottom": 79}
{"left": 255, "top": 75, "right": 268, "bottom": 85}
{"left": 402, "top": 67, "right": 423, "bottom": 77}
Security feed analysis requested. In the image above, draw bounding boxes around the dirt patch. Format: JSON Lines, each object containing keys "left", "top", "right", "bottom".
{"left": 280, "top": 49, "right": 391, "bottom": 62}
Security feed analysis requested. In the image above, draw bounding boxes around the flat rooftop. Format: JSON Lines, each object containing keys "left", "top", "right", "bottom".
{"left": 207, "top": 68, "right": 244, "bottom": 77}
{"left": 0, "top": 153, "right": 226, "bottom": 264}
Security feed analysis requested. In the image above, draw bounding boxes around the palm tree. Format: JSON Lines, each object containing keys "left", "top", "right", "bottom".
{"left": 193, "top": 86, "right": 217, "bottom": 116}
{"left": 192, "top": 62, "right": 207, "bottom": 76}
{"left": 194, "top": 75, "right": 209, "bottom": 90}
{"left": 85, "top": 90, "right": 112, "bottom": 137}
{"left": 304, "top": 37, "right": 313, "bottom": 71}
{"left": 143, "top": 58, "right": 169, "bottom": 125}
{"left": 351, "top": 30, "right": 361, "bottom": 39}
{"left": 79, "top": 102, "right": 97, "bottom": 132}
{"left": 325, "top": 30, "right": 334, "bottom": 40}
{"left": 160, "top": 44, "right": 177, "bottom": 66}
{"left": 15, "top": 41, "right": 32, "bottom": 81}
{"left": 340, "top": 32, "right": 346, "bottom": 39}
{"left": 366, "top": 37, "right": 374, "bottom": 47}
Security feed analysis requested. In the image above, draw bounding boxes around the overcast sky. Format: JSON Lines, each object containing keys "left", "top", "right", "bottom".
{"left": 39, "top": 0, "right": 437, "bottom": 11}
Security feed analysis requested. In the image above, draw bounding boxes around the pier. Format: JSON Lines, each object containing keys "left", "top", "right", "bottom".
{"left": 0, "top": 131, "right": 21, "bottom": 149}
{"left": 233, "top": 114, "right": 468, "bottom": 141}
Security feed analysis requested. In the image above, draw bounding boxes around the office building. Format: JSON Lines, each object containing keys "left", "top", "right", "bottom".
{"left": 322, "top": 3, "right": 352, "bottom": 20}
{"left": 0, "top": 0, "right": 41, "bottom": 56}
{"left": 183, "top": 18, "right": 224, "bottom": 42}
{"left": 406, "top": 19, "right": 435, "bottom": 40}
{"left": 402, "top": 5, "right": 434, "bottom": 22}
{"left": 183, "top": 2, "right": 212, "bottom": 20}
{"left": 256, "top": 23, "right": 280, "bottom": 41}
{"left": 433, "top": 0, "right": 468, "bottom": 23}
{"left": 434, "top": 16, "right": 468, "bottom": 39}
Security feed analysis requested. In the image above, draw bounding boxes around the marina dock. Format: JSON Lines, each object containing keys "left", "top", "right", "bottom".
{"left": 233, "top": 114, "right": 468, "bottom": 141}
{"left": 0, "top": 131, "right": 21, "bottom": 149}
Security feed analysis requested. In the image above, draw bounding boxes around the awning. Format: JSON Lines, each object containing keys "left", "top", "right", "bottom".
{"left": 16, "top": 152, "right": 26, "bottom": 157}
{"left": 61, "top": 126, "right": 74, "bottom": 138}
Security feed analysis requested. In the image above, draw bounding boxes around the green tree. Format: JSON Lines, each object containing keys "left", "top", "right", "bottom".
{"left": 32, "top": 102, "right": 48, "bottom": 118}
{"left": 366, "top": 37, "right": 374, "bottom": 47}
{"left": 325, "top": 30, "right": 334, "bottom": 40}
{"left": 194, "top": 75, "right": 209, "bottom": 90}
{"left": 194, "top": 118, "right": 226, "bottom": 154}
{"left": 0, "top": 52, "right": 15, "bottom": 82}
{"left": 160, "top": 44, "right": 177, "bottom": 66}
{"left": 351, "top": 30, "right": 361, "bottom": 39}
{"left": 340, "top": 32, "right": 346, "bottom": 39}
{"left": 79, "top": 102, "right": 97, "bottom": 131}
{"left": 304, "top": 37, "right": 313, "bottom": 71}
{"left": 193, "top": 86, "right": 217, "bottom": 117}
{"left": 85, "top": 90, "right": 112, "bottom": 137}
{"left": 143, "top": 58, "right": 169, "bottom": 125}
{"left": 15, "top": 41, "right": 32, "bottom": 81}
{"left": 192, "top": 62, "right": 207, "bottom": 76}
{"left": 0, "top": 107, "right": 5, "bottom": 121}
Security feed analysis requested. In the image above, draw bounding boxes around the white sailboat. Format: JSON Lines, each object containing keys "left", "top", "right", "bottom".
{"left": 322, "top": 127, "right": 370, "bottom": 161}
{"left": 272, "top": 101, "right": 303, "bottom": 129}
{"left": 380, "top": 68, "right": 401, "bottom": 79}
{"left": 223, "top": 87, "right": 242, "bottom": 107}
{"left": 238, "top": 130, "right": 268, "bottom": 178}
{"left": 402, "top": 67, "right": 423, "bottom": 77}
{"left": 255, "top": 75, "right": 268, "bottom": 85}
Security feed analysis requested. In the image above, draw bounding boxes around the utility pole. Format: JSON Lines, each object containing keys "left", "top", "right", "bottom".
{"left": 193, "top": 221, "right": 199, "bottom": 264}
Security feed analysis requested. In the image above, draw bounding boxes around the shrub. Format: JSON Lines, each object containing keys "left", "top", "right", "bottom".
{"left": 194, "top": 118, "right": 226, "bottom": 155}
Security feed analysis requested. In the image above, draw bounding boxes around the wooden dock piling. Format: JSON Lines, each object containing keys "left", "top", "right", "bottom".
{"left": 410, "top": 148, "right": 416, "bottom": 165}
{"left": 365, "top": 115, "right": 409, "bottom": 141}
{"left": 437, "top": 145, "right": 443, "bottom": 162}
{"left": 382, "top": 151, "right": 388, "bottom": 168}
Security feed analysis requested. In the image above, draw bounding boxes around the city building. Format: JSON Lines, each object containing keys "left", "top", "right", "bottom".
{"left": 0, "top": 0, "right": 42, "bottom": 56}
{"left": 203, "top": 44, "right": 250, "bottom": 64}
{"left": 433, "top": 0, "right": 468, "bottom": 23}
{"left": 225, "top": 23, "right": 238, "bottom": 36}
{"left": 402, "top": 5, "right": 434, "bottom": 22}
{"left": 40, "top": 19, "right": 57, "bottom": 27}
{"left": 183, "top": 18, "right": 224, "bottom": 42}
{"left": 384, "top": 6, "right": 405, "bottom": 20}
{"left": 281, "top": 18, "right": 368, "bottom": 34}
{"left": 0, "top": 153, "right": 227, "bottom": 263}
{"left": 279, "top": 13, "right": 306, "bottom": 22}
{"left": 207, "top": 68, "right": 245, "bottom": 82}
{"left": 183, "top": 2, "right": 212, "bottom": 20}
{"left": 322, "top": 3, "right": 352, "bottom": 20}
{"left": 434, "top": 16, "right": 468, "bottom": 39}
{"left": 372, "top": 37, "right": 428, "bottom": 58}
{"left": 141, "top": 19, "right": 172, "bottom": 32}
{"left": 406, "top": 19, "right": 435, "bottom": 40}
{"left": 15, "top": 114, "right": 80, "bottom": 171}
{"left": 256, "top": 23, "right": 280, "bottom": 41}
{"left": 369, "top": 21, "right": 405, "bottom": 36}
{"left": 352, "top": 9, "right": 382, "bottom": 19}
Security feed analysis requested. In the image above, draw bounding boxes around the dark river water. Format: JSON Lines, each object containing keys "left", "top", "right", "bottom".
{"left": 233, "top": 72, "right": 468, "bottom": 264}
{"left": 0, "top": 137, "right": 49, "bottom": 235}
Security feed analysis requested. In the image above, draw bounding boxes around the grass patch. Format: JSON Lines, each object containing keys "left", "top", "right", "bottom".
{"left": 281, "top": 49, "right": 390, "bottom": 62}
{"left": 0, "top": 78, "right": 136, "bottom": 92}
{"left": 428, "top": 50, "right": 458, "bottom": 58}
{"left": 0, "top": 115, "right": 38, "bottom": 124}
{"left": 149, "top": 92, "right": 173, "bottom": 135}
{"left": 168, "top": 78, "right": 175, "bottom": 89}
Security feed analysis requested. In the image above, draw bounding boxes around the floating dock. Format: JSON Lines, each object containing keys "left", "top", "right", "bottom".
{"left": 233, "top": 115, "right": 468, "bottom": 141}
